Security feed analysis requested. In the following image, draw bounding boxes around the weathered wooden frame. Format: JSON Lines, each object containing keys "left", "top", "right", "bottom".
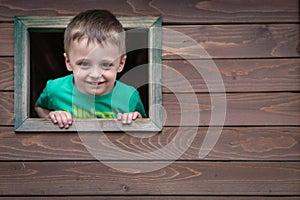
{"left": 14, "top": 16, "right": 162, "bottom": 132}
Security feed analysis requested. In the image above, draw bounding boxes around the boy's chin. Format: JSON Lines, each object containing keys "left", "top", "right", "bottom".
{"left": 87, "top": 89, "right": 109, "bottom": 96}
{"left": 80, "top": 84, "right": 114, "bottom": 96}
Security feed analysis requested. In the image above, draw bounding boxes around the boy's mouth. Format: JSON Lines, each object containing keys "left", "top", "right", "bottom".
{"left": 87, "top": 81, "right": 106, "bottom": 86}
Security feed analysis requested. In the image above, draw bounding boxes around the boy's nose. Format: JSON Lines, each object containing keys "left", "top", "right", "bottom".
{"left": 89, "top": 67, "right": 104, "bottom": 78}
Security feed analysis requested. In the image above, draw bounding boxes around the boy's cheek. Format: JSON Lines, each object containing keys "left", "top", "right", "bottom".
{"left": 73, "top": 71, "right": 87, "bottom": 80}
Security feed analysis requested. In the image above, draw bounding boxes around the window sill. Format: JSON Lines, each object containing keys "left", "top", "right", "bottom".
{"left": 15, "top": 118, "right": 162, "bottom": 132}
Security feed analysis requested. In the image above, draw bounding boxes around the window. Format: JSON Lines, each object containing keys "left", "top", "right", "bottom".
{"left": 14, "top": 16, "right": 162, "bottom": 132}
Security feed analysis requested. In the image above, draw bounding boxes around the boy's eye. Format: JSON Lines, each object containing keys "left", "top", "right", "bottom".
{"left": 77, "top": 61, "right": 92, "bottom": 69}
{"left": 80, "top": 61, "right": 91, "bottom": 67}
{"left": 101, "top": 63, "right": 113, "bottom": 69}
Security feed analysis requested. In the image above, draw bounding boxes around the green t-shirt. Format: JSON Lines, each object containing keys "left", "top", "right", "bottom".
{"left": 36, "top": 74, "right": 147, "bottom": 118}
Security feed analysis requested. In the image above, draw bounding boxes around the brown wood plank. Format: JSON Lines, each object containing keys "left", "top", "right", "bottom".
{"left": 2, "top": 24, "right": 300, "bottom": 58}
{"left": 0, "top": 23, "right": 13, "bottom": 57}
{"left": 0, "top": 161, "right": 299, "bottom": 195}
{"left": 0, "top": 57, "right": 13, "bottom": 90}
{"left": 163, "top": 93, "right": 300, "bottom": 126}
{"left": 162, "top": 59, "right": 300, "bottom": 93}
{"left": 0, "top": 0, "right": 298, "bottom": 23}
{"left": 1, "top": 92, "right": 299, "bottom": 126}
{"left": 0, "top": 127, "right": 299, "bottom": 161}
{"left": 163, "top": 24, "right": 300, "bottom": 59}
{"left": 0, "top": 197, "right": 299, "bottom": 200}
{"left": 2, "top": 58, "right": 299, "bottom": 92}
{"left": 0, "top": 92, "right": 13, "bottom": 125}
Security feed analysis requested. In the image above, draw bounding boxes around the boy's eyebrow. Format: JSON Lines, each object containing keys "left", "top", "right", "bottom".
{"left": 101, "top": 58, "right": 116, "bottom": 63}
{"left": 75, "top": 57, "right": 116, "bottom": 64}
{"left": 75, "top": 58, "right": 91, "bottom": 64}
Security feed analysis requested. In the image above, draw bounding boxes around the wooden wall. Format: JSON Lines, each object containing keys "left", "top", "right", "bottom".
{"left": 0, "top": 0, "right": 299, "bottom": 199}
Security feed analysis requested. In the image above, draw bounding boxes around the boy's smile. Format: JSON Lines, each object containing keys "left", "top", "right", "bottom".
{"left": 64, "top": 38, "right": 126, "bottom": 96}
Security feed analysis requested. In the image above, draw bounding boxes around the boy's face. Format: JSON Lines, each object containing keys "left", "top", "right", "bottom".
{"left": 64, "top": 38, "right": 126, "bottom": 96}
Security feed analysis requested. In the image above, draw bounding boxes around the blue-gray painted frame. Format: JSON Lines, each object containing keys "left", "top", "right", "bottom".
{"left": 14, "top": 16, "right": 162, "bottom": 132}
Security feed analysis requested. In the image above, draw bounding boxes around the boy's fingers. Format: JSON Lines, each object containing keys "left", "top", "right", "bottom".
{"left": 49, "top": 112, "right": 58, "bottom": 124}
{"left": 127, "top": 113, "right": 133, "bottom": 124}
{"left": 117, "top": 113, "right": 122, "bottom": 121}
{"left": 133, "top": 112, "right": 142, "bottom": 120}
{"left": 54, "top": 113, "right": 64, "bottom": 128}
{"left": 65, "top": 112, "right": 73, "bottom": 124}
{"left": 49, "top": 111, "right": 72, "bottom": 129}
{"left": 60, "top": 112, "right": 70, "bottom": 128}
{"left": 117, "top": 112, "right": 142, "bottom": 125}
{"left": 122, "top": 113, "right": 129, "bottom": 124}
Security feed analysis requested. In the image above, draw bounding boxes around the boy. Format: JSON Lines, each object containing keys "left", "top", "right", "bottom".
{"left": 35, "top": 9, "right": 147, "bottom": 129}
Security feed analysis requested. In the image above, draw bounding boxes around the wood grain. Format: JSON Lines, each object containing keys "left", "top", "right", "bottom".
{"left": 0, "top": 23, "right": 13, "bottom": 57}
{"left": 0, "top": 197, "right": 298, "bottom": 200}
{"left": 0, "top": 161, "right": 299, "bottom": 195}
{"left": 162, "top": 59, "right": 300, "bottom": 93}
{"left": 0, "top": 1, "right": 299, "bottom": 199}
{"left": 164, "top": 93, "right": 300, "bottom": 126}
{"left": 0, "top": 92, "right": 13, "bottom": 125}
{"left": 0, "top": 57, "right": 13, "bottom": 91}
{"left": 0, "top": 0, "right": 298, "bottom": 23}
{"left": 0, "top": 127, "right": 299, "bottom": 161}
{"left": 162, "top": 24, "right": 300, "bottom": 59}
{"left": 2, "top": 92, "right": 299, "bottom": 126}
{"left": 2, "top": 24, "right": 299, "bottom": 58}
{"left": 2, "top": 58, "right": 299, "bottom": 92}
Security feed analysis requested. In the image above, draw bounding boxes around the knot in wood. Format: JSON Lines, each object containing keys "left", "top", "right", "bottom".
{"left": 121, "top": 184, "right": 129, "bottom": 192}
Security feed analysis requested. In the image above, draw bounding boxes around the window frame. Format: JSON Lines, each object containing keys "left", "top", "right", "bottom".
{"left": 14, "top": 16, "right": 162, "bottom": 132}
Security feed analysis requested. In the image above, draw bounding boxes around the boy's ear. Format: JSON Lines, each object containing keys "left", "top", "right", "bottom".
{"left": 64, "top": 53, "right": 73, "bottom": 72}
{"left": 117, "top": 55, "right": 126, "bottom": 73}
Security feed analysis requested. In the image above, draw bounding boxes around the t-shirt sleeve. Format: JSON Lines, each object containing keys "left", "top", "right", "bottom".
{"left": 36, "top": 80, "right": 53, "bottom": 110}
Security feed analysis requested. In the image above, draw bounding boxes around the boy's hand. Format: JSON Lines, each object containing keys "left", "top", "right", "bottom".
{"left": 49, "top": 111, "right": 73, "bottom": 129}
{"left": 117, "top": 112, "right": 142, "bottom": 125}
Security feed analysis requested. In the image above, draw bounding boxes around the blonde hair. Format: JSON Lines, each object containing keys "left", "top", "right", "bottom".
{"left": 64, "top": 9, "right": 125, "bottom": 55}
